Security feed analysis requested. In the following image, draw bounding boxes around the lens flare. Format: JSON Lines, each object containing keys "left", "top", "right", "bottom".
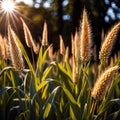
{"left": 0, "top": 0, "right": 31, "bottom": 35}
{"left": 1, "top": 0, "right": 15, "bottom": 13}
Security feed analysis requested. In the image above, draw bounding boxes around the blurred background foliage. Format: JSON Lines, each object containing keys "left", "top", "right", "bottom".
{"left": 0, "top": 0, "right": 120, "bottom": 55}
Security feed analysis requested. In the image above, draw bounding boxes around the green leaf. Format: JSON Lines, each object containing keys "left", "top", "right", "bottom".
{"left": 65, "top": 60, "right": 72, "bottom": 76}
{"left": 37, "top": 45, "right": 51, "bottom": 71}
{"left": 95, "top": 99, "right": 120, "bottom": 120}
{"left": 42, "top": 45, "right": 51, "bottom": 65}
{"left": 57, "top": 63, "right": 74, "bottom": 93}
{"left": 37, "top": 47, "right": 43, "bottom": 71}
{"left": 0, "top": 66, "right": 13, "bottom": 77}
{"left": 57, "top": 63, "right": 72, "bottom": 80}
{"left": 77, "top": 79, "right": 87, "bottom": 109}
{"left": 45, "top": 78, "right": 62, "bottom": 87}
{"left": 62, "top": 87, "right": 81, "bottom": 120}
{"left": 37, "top": 81, "right": 48, "bottom": 91}
{"left": 107, "top": 110, "right": 120, "bottom": 120}
{"left": 42, "top": 86, "right": 61, "bottom": 119}
{"left": 41, "top": 84, "right": 49, "bottom": 99}
{"left": 114, "top": 57, "right": 120, "bottom": 65}
{"left": 0, "top": 87, "right": 12, "bottom": 97}
{"left": 30, "top": 78, "right": 36, "bottom": 99}
{"left": 82, "top": 90, "right": 92, "bottom": 120}
{"left": 41, "top": 64, "right": 53, "bottom": 81}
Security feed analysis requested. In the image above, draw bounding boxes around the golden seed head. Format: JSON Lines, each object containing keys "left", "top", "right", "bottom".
{"left": 65, "top": 46, "right": 69, "bottom": 62}
{"left": 21, "top": 18, "right": 40, "bottom": 54}
{"left": 80, "top": 9, "right": 91, "bottom": 62}
{"left": 99, "top": 22, "right": 120, "bottom": 64}
{"left": 0, "top": 35, "right": 4, "bottom": 60}
{"left": 74, "top": 31, "right": 80, "bottom": 61}
{"left": 48, "top": 44, "right": 53, "bottom": 61}
{"left": 42, "top": 21, "right": 48, "bottom": 46}
{"left": 92, "top": 65, "right": 119, "bottom": 100}
{"left": 0, "top": 45, "right": 3, "bottom": 60}
{"left": 72, "top": 56, "right": 79, "bottom": 84}
{"left": 71, "top": 32, "right": 79, "bottom": 80}
{"left": 3, "top": 37, "right": 9, "bottom": 60}
{"left": 33, "top": 42, "right": 40, "bottom": 54}
{"left": 59, "top": 35, "right": 65, "bottom": 55}
{"left": 21, "top": 18, "right": 33, "bottom": 47}
{"left": 0, "top": 35, "right": 9, "bottom": 61}
{"left": 71, "top": 34, "right": 75, "bottom": 55}
{"left": 8, "top": 25, "right": 24, "bottom": 72}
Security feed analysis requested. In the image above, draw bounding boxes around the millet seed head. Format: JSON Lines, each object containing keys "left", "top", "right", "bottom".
{"left": 92, "top": 65, "right": 119, "bottom": 100}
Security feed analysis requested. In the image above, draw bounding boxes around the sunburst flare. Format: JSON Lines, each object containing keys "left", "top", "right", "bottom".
{"left": 1, "top": 0, "right": 15, "bottom": 13}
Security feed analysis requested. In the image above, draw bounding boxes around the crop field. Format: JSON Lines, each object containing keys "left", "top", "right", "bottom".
{"left": 0, "top": 9, "right": 120, "bottom": 120}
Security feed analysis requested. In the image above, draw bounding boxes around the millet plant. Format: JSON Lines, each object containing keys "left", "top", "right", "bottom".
{"left": 0, "top": 9, "right": 120, "bottom": 120}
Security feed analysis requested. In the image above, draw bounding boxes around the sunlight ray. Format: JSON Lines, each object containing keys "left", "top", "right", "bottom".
{"left": 0, "top": 0, "right": 28, "bottom": 33}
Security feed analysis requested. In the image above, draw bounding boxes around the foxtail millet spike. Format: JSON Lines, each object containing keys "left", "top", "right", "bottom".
{"left": 0, "top": 35, "right": 4, "bottom": 60}
{"left": 3, "top": 37, "right": 9, "bottom": 60}
{"left": 21, "top": 18, "right": 33, "bottom": 48}
{"left": 0, "top": 44, "right": 3, "bottom": 60}
{"left": 0, "top": 35, "right": 9, "bottom": 60}
{"left": 92, "top": 65, "right": 119, "bottom": 100}
{"left": 48, "top": 44, "right": 53, "bottom": 61}
{"left": 74, "top": 31, "right": 80, "bottom": 61}
{"left": 80, "top": 9, "right": 91, "bottom": 62}
{"left": 42, "top": 21, "right": 48, "bottom": 46}
{"left": 71, "top": 34, "right": 75, "bottom": 56}
{"left": 99, "top": 22, "right": 120, "bottom": 65}
{"left": 72, "top": 55, "right": 79, "bottom": 84}
{"left": 21, "top": 18, "right": 39, "bottom": 54}
{"left": 65, "top": 46, "right": 69, "bottom": 62}
{"left": 8, "top": 25, "right": 24, "bottom": 72}
{"left": 59, "top": 35, "right": 65, "bottom": 55}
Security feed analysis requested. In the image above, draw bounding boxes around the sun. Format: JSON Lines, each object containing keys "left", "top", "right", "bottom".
{"left": 1, "top": 0, "right": 15, "bottom": 13}
{"left": 0, "top": 0, "right": 31, "bottom": 34}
